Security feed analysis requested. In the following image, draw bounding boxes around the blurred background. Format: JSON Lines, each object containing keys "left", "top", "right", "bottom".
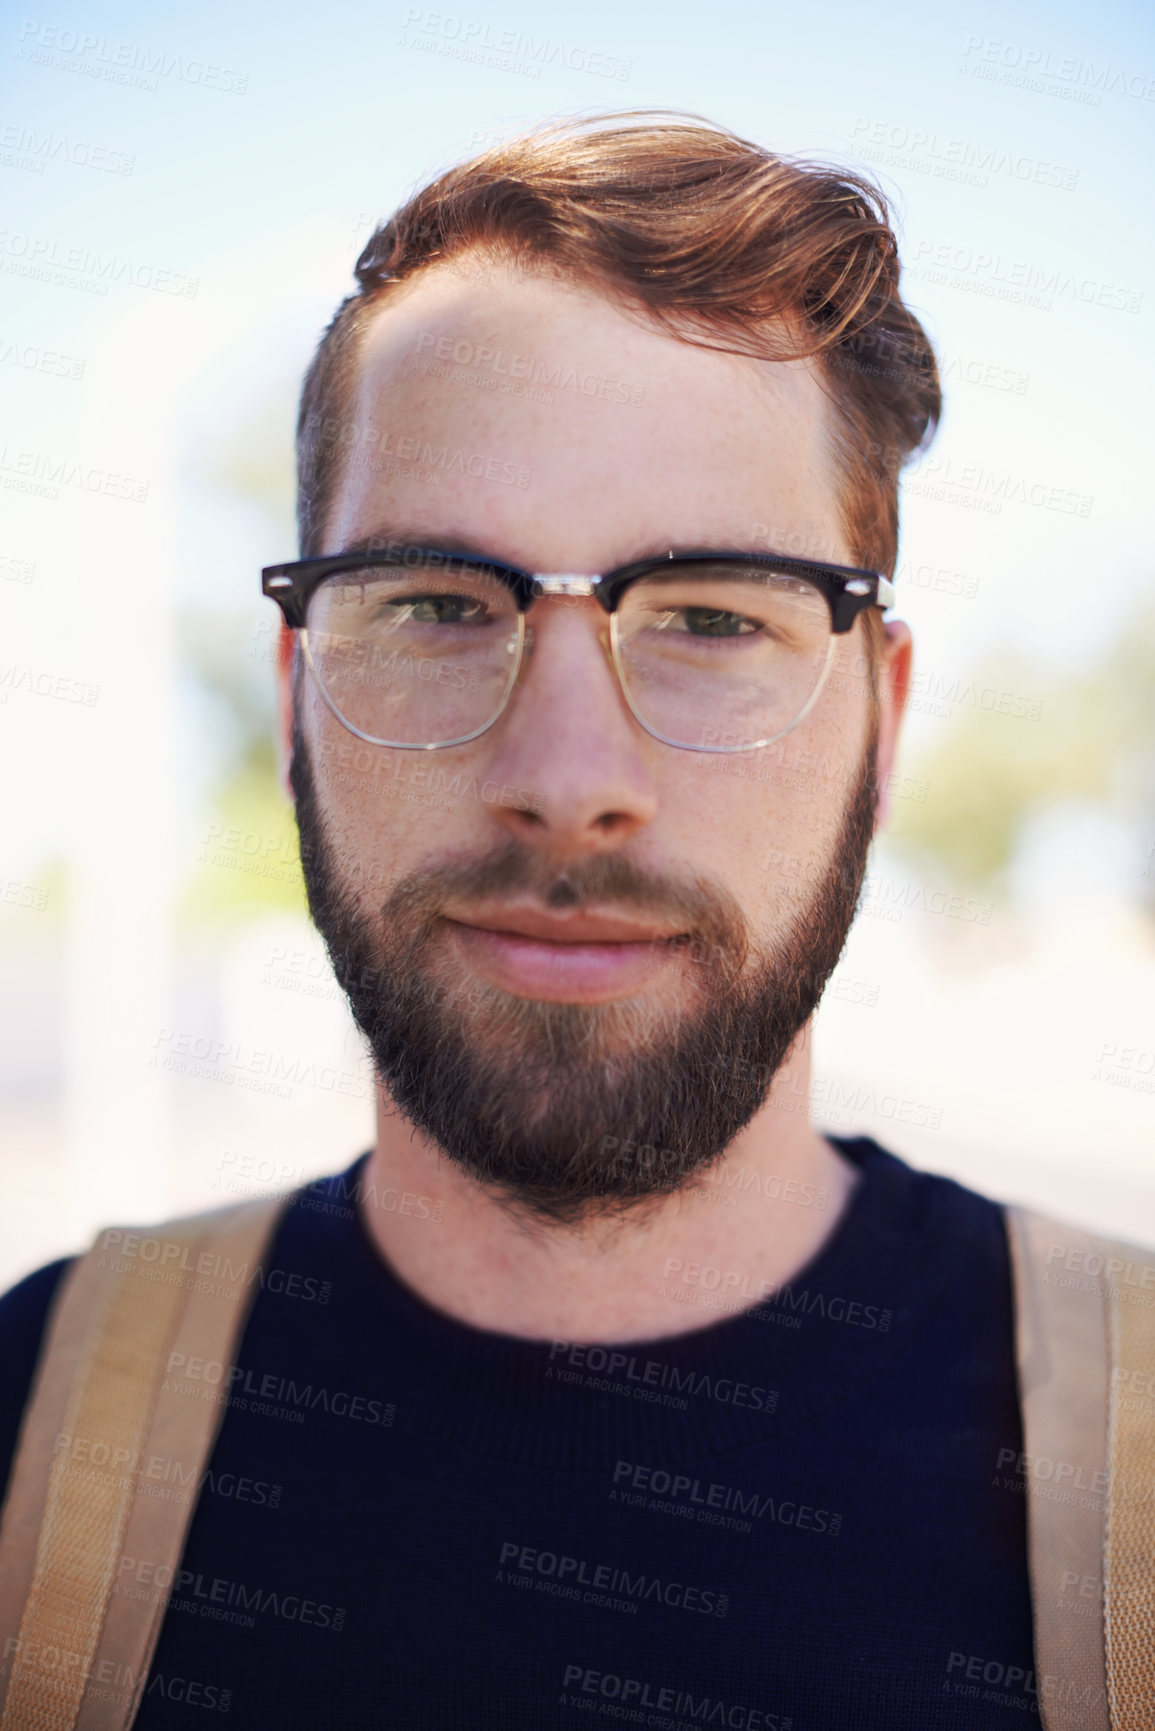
{"left": 2, "top": 0, "right": 1152, "bottom": 1289}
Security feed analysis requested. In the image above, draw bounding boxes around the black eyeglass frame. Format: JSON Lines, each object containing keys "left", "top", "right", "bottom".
{"left": 261, "top": 545, "right": 896, "bottom": 753}
{"left": 261, "top": 545, "right": 895, "bottom": 632}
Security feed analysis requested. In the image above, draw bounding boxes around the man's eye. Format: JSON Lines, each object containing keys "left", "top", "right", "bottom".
{"left": 395, "top": 593, "right": 487, "bottom": 625}
{"left": 675, "top": 606, "right": 759, "bottom": 638}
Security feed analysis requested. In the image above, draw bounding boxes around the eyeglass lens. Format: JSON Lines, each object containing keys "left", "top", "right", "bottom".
{"left": 302, "top": 555, "right": 833, "bottom": 751}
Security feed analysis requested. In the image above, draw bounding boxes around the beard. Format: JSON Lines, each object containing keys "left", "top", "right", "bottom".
{"left": 290, "top": 711, "right": 878, "bottom": 1225}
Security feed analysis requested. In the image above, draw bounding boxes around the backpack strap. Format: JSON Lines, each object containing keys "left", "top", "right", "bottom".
{"left": 1006, "top": 1206, "right": 1112, "bottom": 1730}
{"left": 0, "top": 1192, "right": 291, "bottom": 1731}
{"left": 1102, "top": 1231, "right": 1155, "bottom": 1729}
{"left": 1007, "top": 1204, "right": 1155, "bottom": 1731}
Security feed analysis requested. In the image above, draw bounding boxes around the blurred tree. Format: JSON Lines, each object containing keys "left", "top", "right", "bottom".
{"left": 178, "top": 389, "right": 303, "bottom": 921}
{"left": 178, "top": 609, "right": 306, "bottom": 920}
{"left": 891, "top": 604, "right": 1155, "bottom": 908}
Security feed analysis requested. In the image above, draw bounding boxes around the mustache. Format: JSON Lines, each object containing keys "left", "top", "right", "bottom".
{"left": 376, "top": 837, "right": 753, "bottom": 968}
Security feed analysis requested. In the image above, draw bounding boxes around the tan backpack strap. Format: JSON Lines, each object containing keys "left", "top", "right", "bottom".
{"left": 0, "top": 1192, "right": 290, "bottom": 1731}
{"left": 1006, "top": 1205, "right": 1111, "bottom": 1731}
{"left": 1103, "top": 1238, "right": 1155, "bottom": 1728}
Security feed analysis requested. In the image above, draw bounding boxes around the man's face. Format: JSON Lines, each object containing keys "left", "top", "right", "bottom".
{"left": 279, "top": 260, "right": 910, "bottom": 1221}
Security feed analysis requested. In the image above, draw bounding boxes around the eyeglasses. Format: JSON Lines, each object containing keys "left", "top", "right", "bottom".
{"left": 261, "top": 545, "right": 894, "bottom": 754}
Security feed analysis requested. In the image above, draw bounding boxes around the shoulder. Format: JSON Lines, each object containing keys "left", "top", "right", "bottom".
{"left": 1006, "top": 1203, "right": 1155, "bottom": 1261}
{"left": 0, "top": 1170, "right": 359, "bottom": 1510}
{"left": 0, "top": 1256, "right": 73, "bottom": 1365}
{"left": 0, "top": 1257, "right": 74, "bottom": 1506}
{"left": 827, "top": 1131, "right": 1010, "bottom": 1237}
{"left": 1005, "top": 1202, "right": 1155, "bottom": 1302}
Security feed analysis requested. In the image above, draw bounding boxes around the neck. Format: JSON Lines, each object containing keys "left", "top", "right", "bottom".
{"left": 357, "top": 1023, "right": 858, "bottom": 1343}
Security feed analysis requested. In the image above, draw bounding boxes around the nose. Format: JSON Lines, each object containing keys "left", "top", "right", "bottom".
{"left": 481, "top": 602, "right": 659, "bottom": 860}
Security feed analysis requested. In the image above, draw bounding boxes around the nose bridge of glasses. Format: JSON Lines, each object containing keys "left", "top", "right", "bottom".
{"left": 531, "top": 573, "right": 601, "bottom": 600}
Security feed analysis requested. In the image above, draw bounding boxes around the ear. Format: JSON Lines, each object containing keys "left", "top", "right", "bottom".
{"left": 273, "top": 625, "right": 297, "bottom": 804}
{"left": 871, "top": 618, "right": 912, "bottom": 832}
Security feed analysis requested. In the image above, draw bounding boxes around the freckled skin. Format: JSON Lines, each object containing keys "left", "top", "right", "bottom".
{"left": 275, "top": 259, "right": 913, "bottom": 1342}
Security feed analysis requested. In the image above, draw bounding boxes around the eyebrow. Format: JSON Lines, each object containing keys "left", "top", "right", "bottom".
{"left": 335, "top": 527, "right": 498, "bottom": 560}
{"left": 332, "top": 526, "right": 758, "bottom": 570}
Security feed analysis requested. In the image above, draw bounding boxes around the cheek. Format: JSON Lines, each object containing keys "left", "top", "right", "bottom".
{"left": 303, "top": 691, "right": 524, "bottom": 901}
{"left": 664, "top": 663, "right": 870, "bottom": 921}
{"left": 668, "top": 751, "right": 844, "bottom": 908}
{"left": 300, "top": 697, "right": 404, "bottom": 904}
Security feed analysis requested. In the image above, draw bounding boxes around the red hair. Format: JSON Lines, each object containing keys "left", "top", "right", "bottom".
{"left": 297, "top": 112, "right": 939, "bottom": 575}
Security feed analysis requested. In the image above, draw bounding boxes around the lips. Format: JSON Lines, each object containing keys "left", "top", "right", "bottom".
{"left": 445, "top": 904, "right": 682, "bottom": 946}
{"left": 441, "top": 905, "right": 686, "bottom": 1004}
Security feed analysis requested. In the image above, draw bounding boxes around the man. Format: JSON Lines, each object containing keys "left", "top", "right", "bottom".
{"left": 0, "top": 115, "right": 1144, "bottom": 1730}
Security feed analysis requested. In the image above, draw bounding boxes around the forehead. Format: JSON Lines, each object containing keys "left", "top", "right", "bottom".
{"left": 324, "top": 260, "right": 848, "bottom": 569}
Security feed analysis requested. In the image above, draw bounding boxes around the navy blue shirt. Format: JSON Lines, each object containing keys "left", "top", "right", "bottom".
{"left": 0, "top": 1137, "right": 1036, "bottom": 1728}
